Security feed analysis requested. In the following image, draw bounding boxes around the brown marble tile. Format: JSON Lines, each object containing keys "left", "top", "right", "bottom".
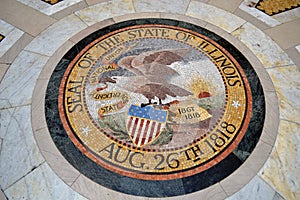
{"left": 0, "top": 188, "right": 7, "bottom": 200}
{"left": 51, "top": 0, "right": 88, "bottom": 20}
{"left": 0, "top": 63, "right": 9, "bottom": 83}
{"left": 264, "top": 19, "right": 300, "bottom": 50}
{"left": 244, "top": 140, "right": 274, "bottom": 173}
{"left": 85, "top": 0, "right": 109, "bottom": 6}
{"left": 113, "top": 12, "right": 161, "bottom": 23}
{"left": 285, "top": 46, "right": 300, "bottom": 69}
{"left": 220, "top": 164, "right": 257, "bottom": 196}
{"left": 34, "top": 127, "right": 81, "bottom": 186}
{"left": 0, "top": 33, "right": 33, "bottom": 64}
{"left": 207, "top": 0, "right": 243, "bottom": 13}
{"left": 72, "top": 174, "right": 149, "bottom": 200}
{"left": 0, "top": 0, "right": 57, "bottom": 36}
{"left": 234, "top": 8, "right": 270, "bottom": 30}
{"left": 260, "top": 91, "right": 280, "bottom": 146}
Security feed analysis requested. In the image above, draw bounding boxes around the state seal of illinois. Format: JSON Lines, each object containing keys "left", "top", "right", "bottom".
{"left": 58, "top": 24, "right": 252, "bottom": 180}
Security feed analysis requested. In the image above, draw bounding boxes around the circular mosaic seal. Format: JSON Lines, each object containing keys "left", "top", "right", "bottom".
{"left": 46, "top": 19, "right": 264, "bottom": 196}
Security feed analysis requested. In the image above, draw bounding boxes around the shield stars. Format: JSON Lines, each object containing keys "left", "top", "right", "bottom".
{"left": 82, "top": 126, "right": 90, "bottom": 136}
{"left": 232, "top": 100, "right": 241, "bottom": 108}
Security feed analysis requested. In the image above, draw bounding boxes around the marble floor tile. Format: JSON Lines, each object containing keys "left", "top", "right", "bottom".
{"left": 133, "top": 0, "right": 190, "bottom": 15}
{"left": 234, "top": 7, "right": 270, "bottom": 30}
{"left": 0, "top": 190, "right": 6, "bottom": 200}
{"left": 0, "top": 51, "right": 48, "bottom": 108}
{"left": 113, "top": 12, "right": 161, "bottom": 23}
{"left": 207, "top": 0, "right": 242, "bottom": 12}
{"left": 264, "top": 19, "right": 300, "bottom": 50}
{"left": 72, "top": 174, "right": 149, "bottom": 200}
{"left": 0, "top": 64, "right": 9, "bottom": 83}
{"left": 232, "top": 22, "right": 294, "bottom": 68}
{"left": 0, "top": 33, "right": 33, "bottom": 64}
{"left": 0, "top": 1, "right": 298, "bottom": 200}
{"left": 259, "top": 92, "right": 279, "bottom": 146}
{"left": 17, "top": 0, "right": 83, "bottom": 16}
{"left": 24, "top": 14, "right": 87, "bottom": 56}
{"left": 239, "top": 0, "right": 281, "bottom": 27}
{"left": 151, "top": 183, "right": 227, "bottom": 200}
{"left": 186, "top": 0, "right": 246, "bottom": 33}
{"left": 272, "top": 192, "right": 285, "bottom": 200}
{"left": 259, "top": 120, "right": 300, "bottom": 200}
{"left": 267, "top": 65, "right": 300, "bottom": 124}
{"left": 239, "top": 0, "right": 300, "bottom": 27}
{"left": 272, "top": 7, "right": 300, "bottom": 24}
{"left": 34, "top": 127, "right": 81, "bottom": 186}
{"left": 0, "top": 106, "right": 44, "bottom": 190}
{"left": 4, "top": 162, "right": 87, "bottom": 200}
{"left": 0, "top": 20, "right": 24, "bottom": 59}
{"left": 296, "top": 45, "right": 300, "bottom": 53}
{"left": 220, "top": 163, "right": 257, "bottom": 196}
{"left": 85, "top": 0, "right": 108, "bottom": 6}
{"left": 0, "top": 0, "right": 56, "bottom": 37}
{"left": 74, "top": 0, "right": 135, "bottom": 26}
{"left": 285, "top": 46, "right": 300, "bottom": 70}
{"left": 51, "top": 0, "right": 88, "bottom": 20}
{"left": 225, "top": 176, "right": 276, "bottom": 200}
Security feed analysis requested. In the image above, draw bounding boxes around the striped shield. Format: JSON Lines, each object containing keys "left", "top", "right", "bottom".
{"left": 127, "top": 105, "right": 168, "bottom": 147}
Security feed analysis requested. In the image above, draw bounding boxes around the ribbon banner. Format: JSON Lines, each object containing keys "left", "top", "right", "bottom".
{"left": 89, "top": 63, "right": 118, "bottom": 85}
{"left": 89, "top": 90, "right": 130, "bottom": 116}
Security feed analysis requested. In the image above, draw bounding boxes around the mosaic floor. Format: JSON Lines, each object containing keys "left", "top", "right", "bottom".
{"left": 0, "top": 0, "right": 299, "bottom": 200}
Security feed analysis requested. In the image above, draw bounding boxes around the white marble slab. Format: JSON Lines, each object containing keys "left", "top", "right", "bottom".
{"left": 225, "top": 176, "right": 276, "bottom": 200}
{"left": 186, "top": 0, "right": 246, "bottom": 33}
{"left": 239, "top": 0, "right": 300, "bottom": 27}
{"left": 17, "top": 0, "right": 82, "bottom": 16}
{"left": 267, "top": 65, "right": 300, "bottom": 124}
{"left": 239, "top": 0, "right": 280, "bottom": 27}
{"left": 0, "top": 106, "right": 44, "bottom": 190}
{"left": 4, "top": 162, "right": 87, "bottom": 200}
{"left": 0, "top": 51, "right": 48, "bottom": 108}
{"left": 72, "top": 174, "right": 149, "bottom": 200}
{"left": 273, "top": 192, "right": 285, "bottom": 200}
{"left": 273, "top": 7, "right": 300, "bottom": 24}
{"left": 232, "top": 22, "right": 294, "bottom": 68}
{"left": 133, "top": 0, "right": 190, "bottom": 14}
{"left": 0, "top": 20, "right": 24, "bottom": 58}
{"left": 296, "top": 45, "right": 300, "bottom": 54}
{"left": 74, "top": 0, "right": 135, "bottom": 26}
{"left": 259, "top": 120, "right": 300, "bottom": 200}
{"left": 25, "top": 14, "right": 87, "bottom": 56}
{"left": 0, "top": 63, "right": 9, "bottom": 82}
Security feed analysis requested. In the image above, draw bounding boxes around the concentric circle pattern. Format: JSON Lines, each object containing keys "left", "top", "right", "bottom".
{"left": 46, "top": 19, "right": 265, "bottom": 197}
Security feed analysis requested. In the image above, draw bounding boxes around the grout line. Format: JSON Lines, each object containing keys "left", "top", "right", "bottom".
{"left": 131, "top": 0, "right": 137, "bottom": 13}
{"left": 265, "top": 63, "right": 296, "bottom": 69}
{"left": 73, "top": 10, "right": 91, "bottom": 27}
{"left": 184, "top": 0, "right": 192, "bottom": 15}
{"left": 70, "top": 173, "right": 82, "bottom": 187}
{"left": 3, "top": 161, "right": 46, "bottom": 191}
{"left": 231, "top": 21, "right": 247, "bottom": 34}
{"left": 0, "top": 102, "right": 31, "bottom": 111}
{"left": 0, "top": 187, "right": 8, "bottom": 200}
{"left": 281, "top": 118, "right": 300, "bottom": 126}
{"left": 21, "top": 49, "right": 51, "bottom": 58}
{"left": 219, "top": 182, "right": 229, "bottom": 197}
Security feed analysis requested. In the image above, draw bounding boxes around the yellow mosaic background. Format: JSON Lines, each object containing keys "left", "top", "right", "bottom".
{"left": 61, "top": 26, "right": 250, "bottom": 177}
{"left": 256, "top": 0, "right": 300, "bottom": 15}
